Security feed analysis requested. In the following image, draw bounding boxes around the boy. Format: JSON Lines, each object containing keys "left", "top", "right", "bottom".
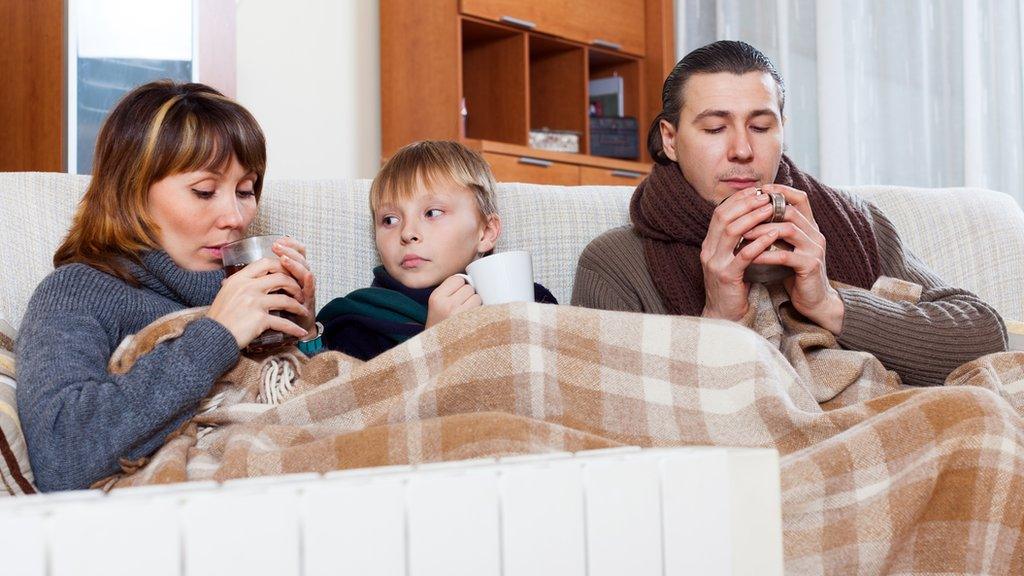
{"left": 318, "top": 141, "right": 557, "bottom": 360}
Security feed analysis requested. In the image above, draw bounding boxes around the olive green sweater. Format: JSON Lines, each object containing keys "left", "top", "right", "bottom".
{"left": 571, "top": 194, "right": 1008, "bottom": 388}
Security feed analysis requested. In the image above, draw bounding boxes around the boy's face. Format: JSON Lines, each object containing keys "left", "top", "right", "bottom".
{"left": 374, "top": 178, "right": 500, "bottom": 289}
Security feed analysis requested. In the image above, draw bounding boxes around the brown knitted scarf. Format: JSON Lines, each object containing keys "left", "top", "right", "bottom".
{"left": 630, "top": 155, "right": 881, "bottom": 316}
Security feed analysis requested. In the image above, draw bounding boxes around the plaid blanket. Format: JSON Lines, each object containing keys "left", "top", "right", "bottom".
{"left": 98, "top": 279, "right": 1024, "bottom": 574}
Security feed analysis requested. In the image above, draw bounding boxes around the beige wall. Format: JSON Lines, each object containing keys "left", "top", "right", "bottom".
{"left": 236, "top": 0, "right": 381, "bottom": 180}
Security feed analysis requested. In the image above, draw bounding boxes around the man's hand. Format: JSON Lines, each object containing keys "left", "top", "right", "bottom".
{"left": 741, "top": 184, "right": 845, "bottom": 334}
{"left": 425, "top": 275, "right": 483, "bottom": 328}
{"left": 701, "top": 187, "right": 777, "bottom": 321}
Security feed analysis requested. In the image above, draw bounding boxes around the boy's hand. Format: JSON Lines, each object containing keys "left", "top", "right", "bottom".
{"left": 425, "top": 275, "right": 482, "bottom": 328}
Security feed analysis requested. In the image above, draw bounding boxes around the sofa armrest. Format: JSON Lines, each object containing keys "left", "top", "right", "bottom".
{"left": 1007, "top": 320, "right": 1024, "bottom": 352}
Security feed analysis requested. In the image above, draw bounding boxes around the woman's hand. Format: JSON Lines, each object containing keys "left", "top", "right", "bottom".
{"left": 272, "top": 236, "right": 318, "bottom": 339}
{"left": 207, "top": 257, "right": 310, "bottom": 348}
{"left": 742, "top": 184, "right": 845, "bottom": 334}
{"left": 425, "top": 275, "right": 482, "bottom": 329}
{"left": 701, "top": 187, "right": 776, "bottom": 322}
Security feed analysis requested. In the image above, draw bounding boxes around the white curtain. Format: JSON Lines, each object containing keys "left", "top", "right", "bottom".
{"left": 676, "top": 0, "right": 1024, "bottom": 204}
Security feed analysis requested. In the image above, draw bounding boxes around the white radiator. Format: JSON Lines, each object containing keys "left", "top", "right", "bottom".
{"left": 0, "top": 446, "right": 783, "bottom": 576}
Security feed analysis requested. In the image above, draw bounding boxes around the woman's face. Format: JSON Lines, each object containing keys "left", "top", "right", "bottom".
{"left": 148, "top": 156, "right": 259, "bottom": 271}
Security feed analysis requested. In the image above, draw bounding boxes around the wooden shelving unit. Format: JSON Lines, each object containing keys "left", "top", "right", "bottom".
{"left": 381, "top": 0, "right": 675, "bottom": 186}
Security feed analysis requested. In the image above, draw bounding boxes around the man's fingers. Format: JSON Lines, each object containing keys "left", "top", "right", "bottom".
{"left": 762, "top": 184, "right": 816, "bottom": 226}
{"left": 715, "top": 187, "right": 772, "bottom": 224}
{"left": 744, "top": 221, "right": 820, "bottom": 254}
{"left": 722, "top": 204, "right": 774, "bottom": 246}
{"left": 752, "top": 247, "right": 820, "bottom": 275}
{"left": 776, "top": 205, "right": 822, "bottom": 242}
{"left": 710, "top": 192, "right": 773, "bottom": 257}
{"left": 732, "top": 230, "right": 779, "bottom": 267}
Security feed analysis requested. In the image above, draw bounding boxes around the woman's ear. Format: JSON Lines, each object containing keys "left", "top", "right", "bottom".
{"left": 477, "top": 213, "right": 501, "bottom": 254}
{"left": 659, "top": 118, "right": 679, "bottom": 162}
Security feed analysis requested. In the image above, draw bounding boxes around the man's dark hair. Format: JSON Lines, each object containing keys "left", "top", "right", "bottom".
{"left": 647, "top": 40, "right": 785, "bottom": 165}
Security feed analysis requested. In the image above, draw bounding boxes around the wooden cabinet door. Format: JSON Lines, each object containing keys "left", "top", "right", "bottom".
{"left": 484, "top": 153, "right": 580, "bottom": 185}
{"left": 579, "top": 166, "right": 647, "bottom": 186}
{"left": 460, "top": 0, "right": 573, "bottom": 40}
{"left": 462, "top": 0, "right": 645, "bottom": 56}
{"left": 1, "top": 0, "right": 64, "bottom": 171}
{"left": 567, "top": 0, "right": 646, "bottom": 56}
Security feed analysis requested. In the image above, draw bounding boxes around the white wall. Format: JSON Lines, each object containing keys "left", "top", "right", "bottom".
{"left": 236, "top": 0, "right": 380, "bottom": 180}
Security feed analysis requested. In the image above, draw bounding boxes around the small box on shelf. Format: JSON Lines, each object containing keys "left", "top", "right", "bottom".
{"left": 529, "top": 129, "right": 581, "bottom": 153}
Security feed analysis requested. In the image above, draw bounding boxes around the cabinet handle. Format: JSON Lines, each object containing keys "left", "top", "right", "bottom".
{"left": 500, "top": 15, "right": 536, "bottom": 29}
{"left": 518, "top": 157, "right": 553, "bottom": 168}
{"left": 592, "top": 39, "right": 622, "bottom": 51}
{"left": 611, "top": 169, "right": 643, "bottom": 179}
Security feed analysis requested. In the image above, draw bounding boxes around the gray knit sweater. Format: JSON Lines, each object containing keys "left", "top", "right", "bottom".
{"left": 572, "top": 193, "right": 1008, "bottom": 387}
{"left": 16, "top": 251, "right": 239, "bottom": 492}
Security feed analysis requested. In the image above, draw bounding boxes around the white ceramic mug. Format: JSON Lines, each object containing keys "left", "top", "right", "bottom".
{"left": 454, "top": 250, "right": 534, "bottom": 305}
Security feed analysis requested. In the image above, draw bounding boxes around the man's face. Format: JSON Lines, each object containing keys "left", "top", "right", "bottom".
{"left": 660, "top": 71, "right": 784, "bottom": 204}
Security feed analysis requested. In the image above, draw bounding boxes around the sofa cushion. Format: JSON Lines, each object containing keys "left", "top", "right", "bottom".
{"left": 0, "top": 319, "right": 37, "bottom": 495}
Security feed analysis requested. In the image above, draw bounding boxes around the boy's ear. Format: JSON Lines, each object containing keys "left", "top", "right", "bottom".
{"left": 477, "top": 213, "right": 501, "bottom": 254}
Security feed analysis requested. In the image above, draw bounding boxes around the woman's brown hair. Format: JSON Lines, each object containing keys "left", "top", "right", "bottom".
{"left": 53, "top": 80, "right": 267, "bottom": 283}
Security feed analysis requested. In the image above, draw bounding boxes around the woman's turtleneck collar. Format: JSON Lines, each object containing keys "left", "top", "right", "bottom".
{"left": 370, "top": 266, "right": 435, "bottom": 307}
{"left": 124, "top": 250, "right": 224, "bottom": 307}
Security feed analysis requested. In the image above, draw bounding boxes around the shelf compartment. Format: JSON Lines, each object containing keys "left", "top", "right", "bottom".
{"left": 461, "top": 18, "right": 529, "bottom": 146}
{"left": 587, "top": 47, "right": 643, "bottom": 160}
{"left": 528, "top": 35, "right": 588, "bottom": 154}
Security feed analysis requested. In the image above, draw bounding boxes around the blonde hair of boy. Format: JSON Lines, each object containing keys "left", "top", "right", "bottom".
{"left": 370, "top": 140, "right": 498, "bottom": 220}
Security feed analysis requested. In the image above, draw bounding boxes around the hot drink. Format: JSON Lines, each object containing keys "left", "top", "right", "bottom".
{"left": 454, "top": 251, "right": 534, "bottom": 305}
{"left": 221, "top": 235, "right": 300, "bottom": 355}
{"left": 735, "top": 191, "right": 795, "bottom": 284}
{"left": 223, "top": 264, "right": 246, "bottom": 277}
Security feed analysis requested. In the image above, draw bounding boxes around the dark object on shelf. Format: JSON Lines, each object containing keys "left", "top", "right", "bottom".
{"left": 590, "top": 116, "right": 639, "bottom": 159}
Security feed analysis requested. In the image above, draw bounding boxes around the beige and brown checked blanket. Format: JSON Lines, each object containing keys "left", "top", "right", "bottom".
{"left": 97, "top": 278, "right": 1024, "bottom": 574}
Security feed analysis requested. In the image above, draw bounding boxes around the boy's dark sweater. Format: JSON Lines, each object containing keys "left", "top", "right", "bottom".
{"left": 319, "top": 266, "right": 557, "bottom": 361}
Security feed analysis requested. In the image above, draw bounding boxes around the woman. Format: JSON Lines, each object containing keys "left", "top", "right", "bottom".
{"left": 16, "top": 81, "right": 319, "bottom": 492}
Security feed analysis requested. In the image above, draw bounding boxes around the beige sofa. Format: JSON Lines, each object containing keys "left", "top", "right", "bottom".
{"left": 0, "top": 172, "right": 1022, "bottom": 574}
{"left": 1, "top": 173, "right": 1023, "bottom": 487}
{"left": 2, "top": 172, "right": 1023, "bottom": 334}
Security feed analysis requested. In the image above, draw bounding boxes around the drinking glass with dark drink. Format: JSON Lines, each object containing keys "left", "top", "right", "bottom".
{"left": 221, "top": 234, "right": 302, "bottom": 354}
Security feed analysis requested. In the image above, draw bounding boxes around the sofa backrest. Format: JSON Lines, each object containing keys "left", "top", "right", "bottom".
{"left": 1, "top": 172, "right": 1022, "bottom": 330}
{"left": 854, "top": 185, "right": 1024, "bottom": 323}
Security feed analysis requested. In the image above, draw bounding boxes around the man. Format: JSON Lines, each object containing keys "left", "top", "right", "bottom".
{"left": 571, "top": 40, "right": 1006, "bottom": 387}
